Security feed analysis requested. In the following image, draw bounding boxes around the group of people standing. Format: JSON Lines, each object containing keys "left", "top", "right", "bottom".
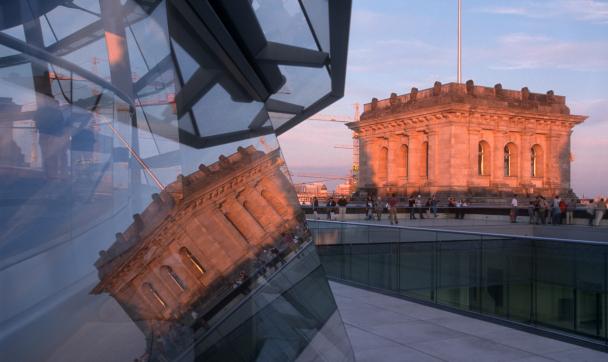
{"left": 312, "top": 196, "right": 349, "bottom": 221}
{"left": 585, "top": 198, "right": 607, "bottom": 226}
{"left": 515, "top": 194, "right": 607, "bottom": 226}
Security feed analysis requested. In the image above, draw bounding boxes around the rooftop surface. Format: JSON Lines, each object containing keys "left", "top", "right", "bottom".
{"left": 330, "top": 281, "right": 607, "bottom": 362}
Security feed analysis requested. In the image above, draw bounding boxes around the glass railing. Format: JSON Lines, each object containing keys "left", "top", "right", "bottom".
{"left": 308, "top": 220, "right": 608, "bottom": 348}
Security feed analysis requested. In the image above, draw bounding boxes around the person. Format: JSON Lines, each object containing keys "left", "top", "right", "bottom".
{"left": 559, "top": 198, "right": 567, "bottom": 224}
{"left": 326, "top": 197, "right": 336, "bottom": 220}
{"left": 408, "top": 195, "right": 416, "bottom": 219}
{"left": 374, "top": 196, "right": 384, "bottom": 221}
{"left": 594, "top": 198, "right": 606, "bottom": 226}
{"left": 312, "top": 197, "right": 319, "bottom": 220}
{"left": 528, "top": 200, "right": 535, "bottom": 224}
{"left": 430, "top": 195, "right": 438, "bottom": 217}
{"left": 586, "top": 199, "right": 595, "bottom": 226}
{"left": 337, "top": 196, "right": 348, "bottom": 221}
{"left": 455, "top": 199, "right": 467, "bottom": 219}
{"left": 566, "top": 199, "right": 576, "bottom": 225}
{"left": 460, "top": 199, "right": 468, "bottom": 219}
{"left": 551, "top": 195, "right": 561, "bottom": 226}
{"left": 425, "top": 197, "right": 432, "bottom": 218}
{"left": 388, "top": 193, "right": 398, "bottom": 224}
{"left": 365, "top": 196, "right": 374, "bottom": 220}
{"left": 510, "top": 194, "right": 518, "bottom": 223}
{"left": 538, "top": 196, "right": 548, "bottom": 224}
{"left": 415, "top": 195, "right": 425, "bottom": 219}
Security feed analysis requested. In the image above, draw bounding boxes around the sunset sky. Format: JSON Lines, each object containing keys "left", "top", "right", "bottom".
{"left": 279, "top": 0, "right": 608, "bottom": 197}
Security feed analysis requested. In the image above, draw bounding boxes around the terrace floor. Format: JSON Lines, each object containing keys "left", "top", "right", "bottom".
{"left": 330, "top": 281, "right": 607, "bottom": 362}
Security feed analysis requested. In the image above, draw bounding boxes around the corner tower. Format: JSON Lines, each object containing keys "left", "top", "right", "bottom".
{"left": 348, "top": 81, "right": 587, "bottom": 199}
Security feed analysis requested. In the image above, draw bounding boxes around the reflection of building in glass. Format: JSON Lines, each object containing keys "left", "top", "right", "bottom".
{"left": 0, "top": 1, "right": 353, "bottom": 361}
{"left": 93, "top": 146, "right": 305, "bottom": 357}
{"left": 350, "top": 81, "right": 587, "bottom": 199}
{"left": 294, "top": 182, "right": 329, "bottom": 203}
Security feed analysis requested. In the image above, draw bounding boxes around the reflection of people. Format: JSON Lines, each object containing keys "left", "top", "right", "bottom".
{"left": 337, "top": 196, "right": 348, "bottom": 221}
{"left": 510, "top": 194, "right": 518, "bottom": 223}
{"left": 595, "top": 199, "right": 606, "bottom": 226}
{"left": 34, "top": 98, "right": 68, "bottom": 179}
{"left": 312, "top": 197, "right": 319, "bottom": 220}
{"left": 326, "top": 197, "right": 336, "bottom": 220}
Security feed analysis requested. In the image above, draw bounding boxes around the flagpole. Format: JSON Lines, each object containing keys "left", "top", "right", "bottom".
{"left": 457, "top": 0, "right": 462, "bottom": 83}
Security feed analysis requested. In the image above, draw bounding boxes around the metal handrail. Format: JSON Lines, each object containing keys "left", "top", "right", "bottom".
{"left": 307, "top": 219, "right": 607, "bottom": 246}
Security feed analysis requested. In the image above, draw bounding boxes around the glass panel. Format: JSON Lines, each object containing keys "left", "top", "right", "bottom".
{"left": 301, "top": 0, "right": 330, "bottom": 52}
{"left": 271, "top": 65, "right": 331, "bottom": 108}
{"left": 193, "top": 84, "right": 264, "bottom": 137}
{"left": 437, "top": 240, "right": 481, "bottom": 311}
{"left": 268, "top": 111, "right": 294, "bottom": 130}
{"left": 399, "top": 242, "right": 434, "bottom": 300}
{"left": 252, "top": 0, "right": 318, "bottom": 50}
{"left": 536, "top": 241, "right": 575, "bottom": 331}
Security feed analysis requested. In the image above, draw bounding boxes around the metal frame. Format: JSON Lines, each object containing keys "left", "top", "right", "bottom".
{"left": 0, "top": 0, "right": 352, "bottom": 149}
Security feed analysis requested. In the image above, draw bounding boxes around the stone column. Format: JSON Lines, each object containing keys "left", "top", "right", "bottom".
{"left": 387, "top": 134, "right": 401, "bottom": 187}
{"left": 256, "top": 178, "right": 297, "bottom": 221}
{"left": 467, "top": 129, "right": 480, "bottom": 187}
{"left": 446, "top": 118, "right": 469, "bottom": 192}
{"left": 237, "top": 187, "right": 284, "bottom": 233}
{"left": 357, "top": 136, "right": 368, "bottom": 187}
{"left": 493, "top": 130, "right": 508, "bottom": 186}
{"left": 405, "top": 132, "right": 418, "bottom": 191}
{"left": 205, "top": 207, "right": 252, "bottom": 253}
{"left": 427, "top": 129, "right": 439, "bottom": 192}
{"left": 221, "top": 196, "right": 267, "bottom": 246}
{"left": 519, "top": 131, "right": 534, "bottom": 189}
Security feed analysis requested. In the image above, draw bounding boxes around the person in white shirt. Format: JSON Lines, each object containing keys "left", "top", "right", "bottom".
{"left": 510, "top": 194, "right": 518, "bottom": 223}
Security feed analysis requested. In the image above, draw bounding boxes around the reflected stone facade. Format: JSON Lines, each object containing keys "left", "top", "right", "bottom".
{"left": 349, "top": 81, "right": 587, "bottom": 198}
{"left": 92, "top": 146, "right": 308, "bottom": 359}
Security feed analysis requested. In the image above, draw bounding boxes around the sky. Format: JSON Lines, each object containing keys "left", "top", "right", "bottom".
{"left": 279, "top": 0, "right": 608, "bottom": 197}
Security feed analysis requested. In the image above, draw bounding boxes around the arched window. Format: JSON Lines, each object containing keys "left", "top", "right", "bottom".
{"left": 161, "top": 265, "right": 187, "bottom": 291}
{"left": 143, "top": 282, "right": 166, "bottom": 309}
{"left": 504, "top": 143, "right": 518, "bottom": 177}
{"left": 401, "top": 144, "right": 409, "bottom": 178}
{"left": 421, "top": 142, "right": 429, "bottom": 177}
{"left": 478, "top": 141, "right": 491, "bottom": 176}
{"left": 378, "top": 146, "right": 388, "bottom": 182}
{"left": 531, "top": 144, "right": 543, "bottom": 177}
{"left": 179, "top": 247, "right": 206, "bottom": 276}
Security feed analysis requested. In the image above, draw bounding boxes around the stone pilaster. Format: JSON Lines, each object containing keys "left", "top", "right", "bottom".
{"left": 220, "top": 196, "right": 266, "bottom": 246}
{"left": 237, "top": 187, "right": 284, "bottom": 233}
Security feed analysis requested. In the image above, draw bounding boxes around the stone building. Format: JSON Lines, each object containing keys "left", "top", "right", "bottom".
{"left": 348, "top": 81, "right": 587, "bottom": 199}
{"left": 92, "top": 146, "right": 304, "bottom": 357}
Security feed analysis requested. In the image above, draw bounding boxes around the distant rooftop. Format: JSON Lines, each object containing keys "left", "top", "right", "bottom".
{"left": 359, "top": 81, "right": 580, "bottom": 121}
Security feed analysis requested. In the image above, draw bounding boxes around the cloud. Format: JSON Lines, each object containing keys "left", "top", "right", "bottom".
{"left": 478, "top": 33, "right": 608, "bottom": 71}
{"left": 475, "top": 0, "right": 608, "bottom": 23}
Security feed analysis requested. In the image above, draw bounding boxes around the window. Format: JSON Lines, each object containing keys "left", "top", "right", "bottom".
{"left": 179, "top": 247, "right": 206, "bottom": 275}
{"left": 504, "top": 143, "right": 518, "bottom": 177}
{"left": 478, "top": 141, "right": 490, "bottom": 176}
{"left": 161, "top": 265, "right": 187, "bottom": 291}
{"left": 531, "top": 144, "right": 543, "bottom": 177}
{"left": 378, "top": 146, "right": 388, "bottom": 182}
{"left": 143, "top": 282, "right": 166, "bottom": 309}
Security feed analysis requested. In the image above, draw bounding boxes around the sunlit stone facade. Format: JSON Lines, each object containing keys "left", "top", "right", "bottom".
{"left": 348, "top": 81, "right": 587, "bottom": 198}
